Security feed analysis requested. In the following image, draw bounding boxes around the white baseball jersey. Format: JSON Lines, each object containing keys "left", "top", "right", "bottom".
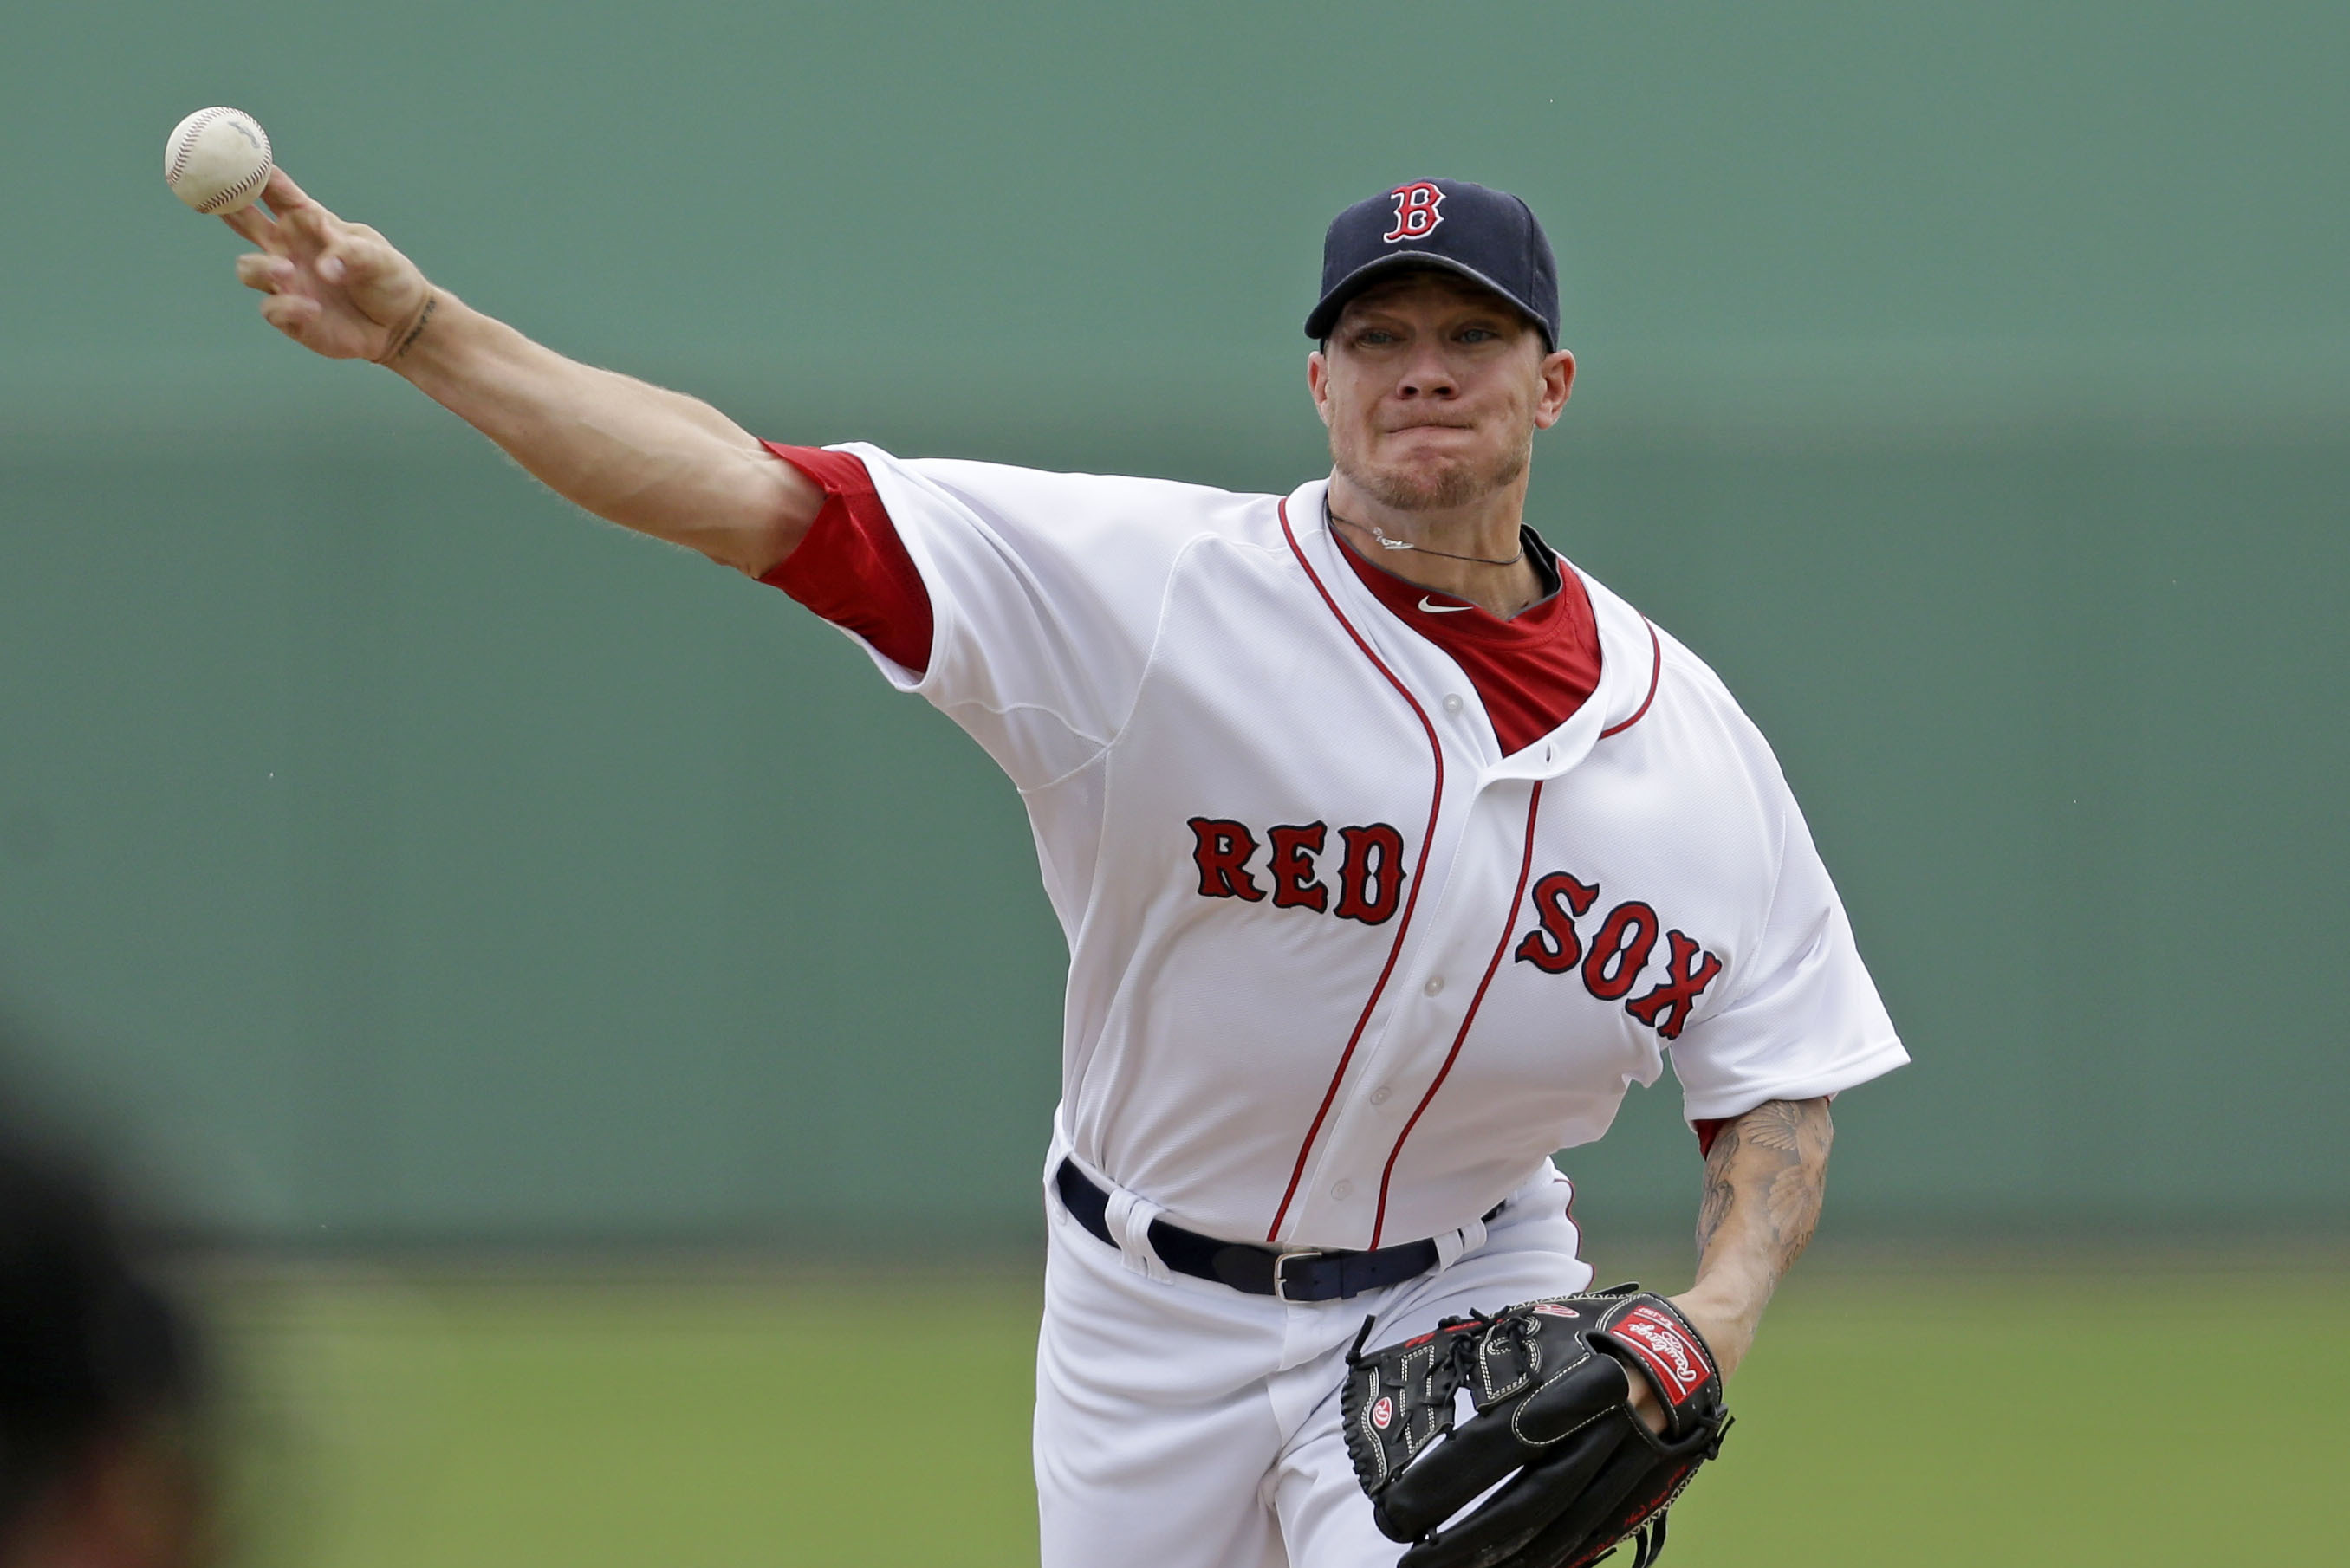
{"left": 763, "top": 444, "right": 1905, "bottom": 1254}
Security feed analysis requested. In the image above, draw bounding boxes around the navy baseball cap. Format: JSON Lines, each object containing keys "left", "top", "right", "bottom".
{"left": 1305, "top": 178, "right": 1561, "bottom": 348}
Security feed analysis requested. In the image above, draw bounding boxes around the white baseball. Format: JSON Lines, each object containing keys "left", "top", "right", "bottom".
{"left": 164, "top": 107, "right": 273, "bottom": 215}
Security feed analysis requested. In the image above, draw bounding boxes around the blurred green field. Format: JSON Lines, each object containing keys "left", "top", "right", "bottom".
{"left": 204, "top": 1254, "right": 2348, "bottom": 1567}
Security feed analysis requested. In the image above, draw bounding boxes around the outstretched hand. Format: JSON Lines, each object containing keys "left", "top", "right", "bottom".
{"left": 224, "top": 169, "right": 435, "bottom": 364}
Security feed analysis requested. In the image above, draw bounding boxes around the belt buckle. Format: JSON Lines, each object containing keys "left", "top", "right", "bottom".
{"left": 1270, "top": 1248, "right": 1325, "bottom": 1304}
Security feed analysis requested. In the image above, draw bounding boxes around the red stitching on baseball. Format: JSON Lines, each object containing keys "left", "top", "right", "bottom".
{"left": 169, "top": 110, "right": 269, "bottom": 211}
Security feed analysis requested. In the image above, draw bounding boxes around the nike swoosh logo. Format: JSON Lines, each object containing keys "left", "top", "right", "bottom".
{"left": 1418, "top": 597, "right": 1474, "bottom": 613}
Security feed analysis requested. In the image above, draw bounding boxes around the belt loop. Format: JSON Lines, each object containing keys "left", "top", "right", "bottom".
{"left": 1104, "top": 1183, "right": 1172, "bottom": 1284}
{"left": 1432, "top": 1211, "right": 1490, "bottom": 1273}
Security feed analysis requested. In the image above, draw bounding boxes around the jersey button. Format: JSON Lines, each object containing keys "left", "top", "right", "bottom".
{"left": 1331, "top": 1181, "right": 1354, "bottom": 1200}
{"left": 1369, "top": 1085, "right": 1392, "bottom": 1106}
{"left": 1443, "top": 693, "right": 1465, "bottom": 715}
{"left": 1422, "top": 975, "right": 1444, "bottom": 997}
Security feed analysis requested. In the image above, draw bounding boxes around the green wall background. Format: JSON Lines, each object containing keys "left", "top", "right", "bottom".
{"left": 3, "top": 2, "right": 2344, "bottom": 1244}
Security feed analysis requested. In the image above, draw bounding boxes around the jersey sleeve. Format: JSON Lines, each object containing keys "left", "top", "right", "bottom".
{"left": 769, "top": 441, "right": 1231, "bottom": 793}
{"left": 1665, "top": 769, "right": 1908, "bottom": 1124}
{"left": 758, "top": 444, "right": 933, "bottom": 674}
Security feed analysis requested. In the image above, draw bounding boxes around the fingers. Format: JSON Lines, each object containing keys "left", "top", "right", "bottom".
{"left": 315, "top": 225, "right": 412, "bottom": 295}
{"left": 258, "top": 293, "right": 321, "bottom": 337}
{"left": 263, "top": 168, "right": 346, "bottom": 253}
{"left": 316, "top": 238, "right": 360, "bottom": 285}
{"left": 219, "top": 203, "right": 283, "bottom": 255}
{"left": 235, "top": 252, "right": 295, "bottom": 293}
{"left": 259, "top": 168, "right": 329, "bottom": 224}
{"left": 221, "top": 171, "right": 332, "bottom": 257}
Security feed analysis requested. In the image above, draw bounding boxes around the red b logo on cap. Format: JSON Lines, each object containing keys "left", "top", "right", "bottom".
{"left": 1384, "top": 182, "right": 1444, "bottom": 243}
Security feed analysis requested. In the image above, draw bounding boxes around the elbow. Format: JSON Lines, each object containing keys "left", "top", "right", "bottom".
{"left": 716, "top": 448, "right": 824, "bottom": 579}
{"left": 724, "top": 512, "right": 809, "bottom": 581}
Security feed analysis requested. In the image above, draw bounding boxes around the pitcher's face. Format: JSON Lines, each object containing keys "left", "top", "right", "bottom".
{"left": 1309, "top": 271, "right": 1573, "bottom": 512}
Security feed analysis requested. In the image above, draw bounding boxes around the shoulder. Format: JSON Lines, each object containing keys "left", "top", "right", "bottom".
{"left": 1574, "top": 563, "right": 1796, "bottom": 794}
{"left": 1652, "top": 623, "right": 1757, "bottom": 730}
{"left": 841, "top": 445, "right": 1289, "bottom": 558}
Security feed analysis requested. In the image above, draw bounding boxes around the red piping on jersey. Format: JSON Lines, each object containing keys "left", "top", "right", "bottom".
{"left": 1598, "top": 619, "right": 1661, "bottom": 739}
{"left": 1367, "top": 781, "right": 1545, "bottom": 1247}
{"left": 1265, "top": 499, "right": 1447, "bottom": 1246}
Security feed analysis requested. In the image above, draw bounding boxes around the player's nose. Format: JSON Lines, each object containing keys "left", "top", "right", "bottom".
{"left": 1393, "top": 347, "right": 1459, "bottom": 399}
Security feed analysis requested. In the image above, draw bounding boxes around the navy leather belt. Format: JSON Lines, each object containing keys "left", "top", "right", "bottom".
{"left": 1054, "top": 1157, "right": 1489, "bottom": 1303}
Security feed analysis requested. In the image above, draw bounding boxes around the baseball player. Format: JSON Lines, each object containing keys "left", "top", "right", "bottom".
{"left": 216, "top": 172, "right": 1905, "bottom": 1566}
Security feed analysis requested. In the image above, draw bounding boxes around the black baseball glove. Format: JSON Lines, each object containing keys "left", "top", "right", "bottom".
{"left": 1341, "top": 1286, "right": 1731, "bottom": 1568}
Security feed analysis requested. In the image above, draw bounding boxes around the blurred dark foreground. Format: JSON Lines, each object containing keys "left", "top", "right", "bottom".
{"left": 0, "top": 1092, "right": 210, "bottom": 1567}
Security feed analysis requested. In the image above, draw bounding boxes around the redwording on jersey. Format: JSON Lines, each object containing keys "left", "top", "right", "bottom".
{"left": 1191, "top": 825, "right": 1721, "bottom": 1040}
{"left": 764, "top": 446, "right": 1906, "bottom": 1250}
{"left": 758, "top": 444, "right": 932, "bottom": 674}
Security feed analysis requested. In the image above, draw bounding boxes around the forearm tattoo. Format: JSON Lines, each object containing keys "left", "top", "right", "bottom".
{"left": 1695, "top": 1098, "right": 1833, "bottom": 1291}
{"left": 381, "top": 291, "right": 438, "bottom": 364}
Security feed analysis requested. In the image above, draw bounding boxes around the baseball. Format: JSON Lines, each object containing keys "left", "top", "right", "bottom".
{"left": 164, "top": 107, "right": 272, "bottom": 215}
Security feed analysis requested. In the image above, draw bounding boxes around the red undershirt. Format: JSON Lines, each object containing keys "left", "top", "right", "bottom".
{"left": 1323, "top": 524, "right": 1600, "bottom": 756}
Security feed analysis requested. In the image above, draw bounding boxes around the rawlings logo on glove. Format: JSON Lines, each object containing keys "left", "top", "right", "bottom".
{"left": 1607, "top": 1306, "right": 1708, "bottom": 1406}
{"left": 1341, "top": 1286, "right": 1731, "bottom": 1568}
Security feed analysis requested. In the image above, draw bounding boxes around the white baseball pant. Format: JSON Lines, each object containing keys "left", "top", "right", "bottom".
{"left": 1035, "top": 1142, "right": 1595, "bottom": 1568}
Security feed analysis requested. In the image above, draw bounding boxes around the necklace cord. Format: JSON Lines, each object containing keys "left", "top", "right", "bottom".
{"left": 1326, "top": 506, "right": 1526, "bottom": 568}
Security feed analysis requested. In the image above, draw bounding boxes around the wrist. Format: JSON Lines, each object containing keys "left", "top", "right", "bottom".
{"left": 380, "top": 288, "right": 477, "bottom": 385}
{"left": 373, "top": 288, "right": 440, "bottom": 367}
{"left": 1665, "top": 1286, "right": 1758, "bottom": 1380}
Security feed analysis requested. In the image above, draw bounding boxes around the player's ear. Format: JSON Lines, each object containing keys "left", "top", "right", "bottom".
{"left": 1308, "top": 350, "right": 1333, "bottom": 428}
{"left": 1533, "top": 348, "right": 1575, "bottom": 430}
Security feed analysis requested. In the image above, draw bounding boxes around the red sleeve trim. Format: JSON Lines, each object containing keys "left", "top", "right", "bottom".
{"left": 1598, "top": 619, "right": 1662, "bottom": 739}
{"left": 756, "top": 443, "right": 933, "bottom": 676}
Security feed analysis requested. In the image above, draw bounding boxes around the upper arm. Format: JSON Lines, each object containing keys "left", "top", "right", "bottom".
{"left": 1665, "top": 699, "right": 1906, "bottom": 1124}
{"left": 808, "top": 450, "right": 1245, "bottom": 790}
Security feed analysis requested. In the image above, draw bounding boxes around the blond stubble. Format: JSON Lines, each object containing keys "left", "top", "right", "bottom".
{"left": 1332, "top": 427, "right": 1533, "bottom": 513}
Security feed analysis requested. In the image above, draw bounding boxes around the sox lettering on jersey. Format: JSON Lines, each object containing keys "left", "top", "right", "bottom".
{"left": 1188, "top": 817, "right": 1723, "bottom": 1038}
{"left": 1623, "top": 931, "right": 1723, "bottom": 1040}
{"left": 1581, "top": 903, "right": 1658, "bottom": 1001}
{"left": 1513, "top": 872, "right": 1599, "bottom": 972}
{"left": 1383, "top": 182, "right": 1445, "bottom": 243}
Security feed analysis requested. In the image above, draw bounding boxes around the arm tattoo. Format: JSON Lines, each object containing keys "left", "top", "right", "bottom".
{"left": 381, "top": 291, "right": 438, "bottom": 363}
{"left": 1694, "top": 1098, "right": 1832, "bottom": 1292}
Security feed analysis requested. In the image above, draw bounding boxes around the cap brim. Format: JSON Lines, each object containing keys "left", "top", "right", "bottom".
{"left": 1303, "top": 251, "right": 1551, "bottom": 345}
